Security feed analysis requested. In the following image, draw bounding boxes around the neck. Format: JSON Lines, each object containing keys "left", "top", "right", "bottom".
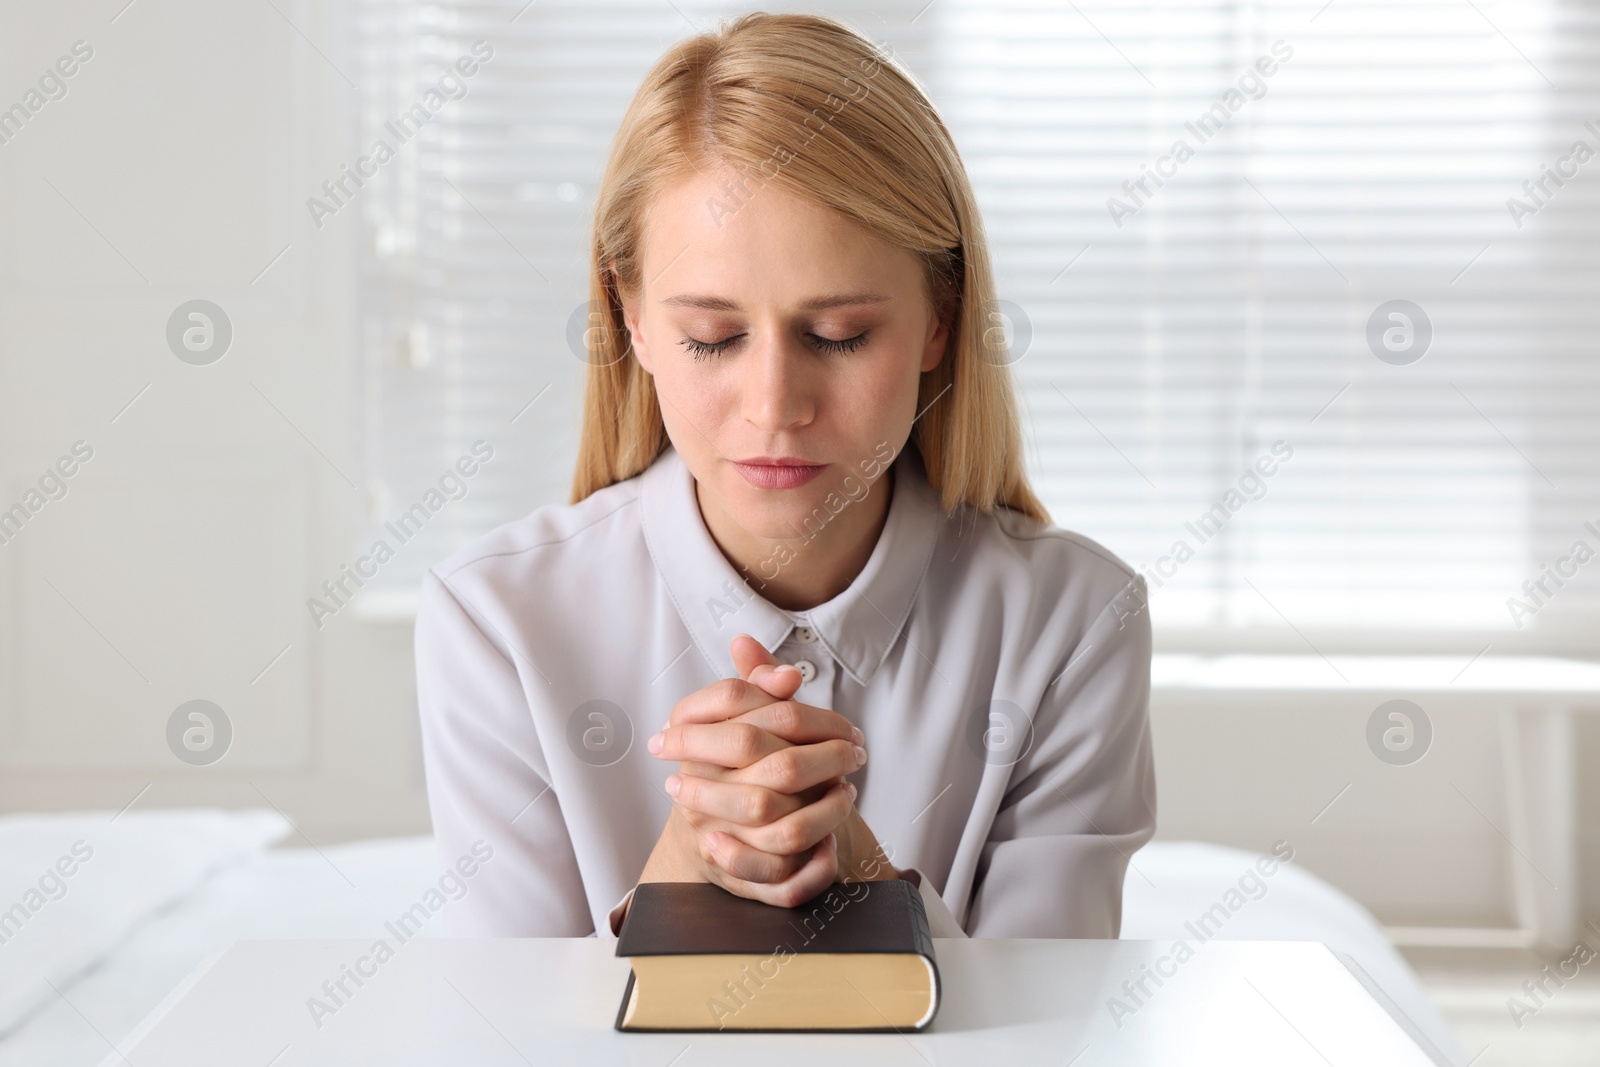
{"left": 696, "top": 465, "right": 896, "bottom": 612}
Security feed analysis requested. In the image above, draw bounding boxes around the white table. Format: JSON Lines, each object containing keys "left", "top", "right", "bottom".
{"left": 115, "top": 938, "right": 1449, "bottom": 1066}
{"left": 1152, "top": 654, "right": 1600, "bottom": 950}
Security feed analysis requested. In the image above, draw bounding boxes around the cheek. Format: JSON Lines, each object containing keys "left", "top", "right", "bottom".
{"left": 846, "top": 340, "right": 923, "bottom": 409}
{"left": 831, "top": 366, "right": 895, "bottom": 413}
{"left": 651, "top": 358, "right": 735, "bottom": 437}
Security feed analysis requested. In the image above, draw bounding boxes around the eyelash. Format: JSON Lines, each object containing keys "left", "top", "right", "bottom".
{"left": 680, "top": 331, "right": 870, "bottom": 361}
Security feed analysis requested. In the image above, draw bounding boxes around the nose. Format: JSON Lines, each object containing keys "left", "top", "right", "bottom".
{"left": 740, "top": 330, "right": 815, "bottom": 434}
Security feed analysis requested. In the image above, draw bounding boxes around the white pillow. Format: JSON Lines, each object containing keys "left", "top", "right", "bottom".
{"left": 1123, "top": 841, "right": 1467, "bottom": 1066}
{"left": 0, "top": 836, "right": 447, "bottom": 1066}
{"left": 0, "top": 807, "right": 290, "bottom": 1037}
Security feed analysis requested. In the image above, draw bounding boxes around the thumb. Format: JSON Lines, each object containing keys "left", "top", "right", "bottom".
{"left": 730, "top": 633, "right": 802, "bottom": 699}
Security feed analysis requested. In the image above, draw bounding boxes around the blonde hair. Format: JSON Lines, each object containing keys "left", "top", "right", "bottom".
{"left": 569, "top": 11, "right": 1049, "bottom": 525}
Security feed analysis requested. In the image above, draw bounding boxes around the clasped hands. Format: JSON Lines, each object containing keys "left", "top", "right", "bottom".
{"left": 634, "top": 633, "right": 900, "bottom": 909}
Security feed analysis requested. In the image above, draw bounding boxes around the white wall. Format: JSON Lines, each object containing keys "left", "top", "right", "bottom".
{"left": 0, "top": 0, "right": 428, "bottom": 842}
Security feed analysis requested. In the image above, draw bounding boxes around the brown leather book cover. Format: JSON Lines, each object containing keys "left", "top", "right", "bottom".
{"left": 613, "top": 879, "right": 940, "bottom": 1032}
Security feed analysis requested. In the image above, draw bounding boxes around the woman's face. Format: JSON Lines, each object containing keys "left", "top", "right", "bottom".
{"left": 621, "top": 167, "right": 949, "bottom": 547}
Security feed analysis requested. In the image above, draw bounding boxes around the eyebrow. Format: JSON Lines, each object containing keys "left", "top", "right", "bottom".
{"left": 659, "top": 291, "right": 892, "bottom": 312}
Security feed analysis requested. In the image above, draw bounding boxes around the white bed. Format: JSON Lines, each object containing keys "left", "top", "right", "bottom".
{"left": 0, "top": 810, "right": 1466, "bottom": 1066}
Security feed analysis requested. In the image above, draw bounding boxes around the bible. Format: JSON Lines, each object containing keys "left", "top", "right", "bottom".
{"left": 613, "top": 878, "right": 940, "bottom": 1032}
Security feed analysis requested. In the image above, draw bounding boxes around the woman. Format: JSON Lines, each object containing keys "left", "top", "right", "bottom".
{"left": 415, "top": 12, "right": 1155, "bottom": 940}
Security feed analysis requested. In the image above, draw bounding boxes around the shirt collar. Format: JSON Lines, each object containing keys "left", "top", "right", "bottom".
{"left": 639, "top": 442, "right": 946, "bottom": 686}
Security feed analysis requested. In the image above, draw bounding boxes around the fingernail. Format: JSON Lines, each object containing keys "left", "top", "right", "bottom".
{"left": 773, "top": 664, "right": 800, "bottom": 677}
{"left": 665, "top": 773, "right": 681, "bottom": 797}
{"left": 647, "top": 731, "right": 663, "bottom": 754}
{"left": 853, "top": 744, "right": 867, "bottom": 766}
{"left": 826, "top": 832, "right": 837, "bottom": 848}
{"left": 851, "top": 725, "right": 864, "bottom": 745}
{"left": 846, "top": 782, "right": 858, "bottom": 802}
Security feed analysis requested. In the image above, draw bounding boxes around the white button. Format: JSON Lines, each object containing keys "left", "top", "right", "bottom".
{"left": 792, "top": 658, "right": 817, "bottom": 683}
{"left": 794, "top": 625, "right": 817, "bottom": 644}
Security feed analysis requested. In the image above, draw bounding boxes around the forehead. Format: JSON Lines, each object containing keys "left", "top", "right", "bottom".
{"left": 638, "top": 166, "right": 922, "bottom": 302}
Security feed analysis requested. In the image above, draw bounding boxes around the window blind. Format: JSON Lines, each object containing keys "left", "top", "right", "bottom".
{"left": 355, "top": 0, "right": 1600, "bottom": 644}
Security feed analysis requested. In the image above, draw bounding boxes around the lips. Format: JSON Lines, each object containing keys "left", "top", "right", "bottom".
{"left": 732, "top": 458, "right": 828, "bottom": 490}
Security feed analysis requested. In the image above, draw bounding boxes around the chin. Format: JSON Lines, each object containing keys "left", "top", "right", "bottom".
{"left": 723, "top": 481, "right": 829, "bottom": 538}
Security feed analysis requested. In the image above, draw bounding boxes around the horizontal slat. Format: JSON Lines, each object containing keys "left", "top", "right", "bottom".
{"left": 356, "top": 0, "right": 1600, "bottom": 633}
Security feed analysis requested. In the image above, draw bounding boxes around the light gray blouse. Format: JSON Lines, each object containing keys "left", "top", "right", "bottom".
{"left": 415, "top": 441, "right": 1156, "bottom": 939}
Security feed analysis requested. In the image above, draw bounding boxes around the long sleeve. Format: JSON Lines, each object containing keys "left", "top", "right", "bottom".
{"left": 410, "top": 442, "right": 1155, "bottom": 944}
{"left": 415, "top": 568, "right": 596, "bottom": 936}
{"left": 962, "top": 574, "right": 1158, "bottom": 937}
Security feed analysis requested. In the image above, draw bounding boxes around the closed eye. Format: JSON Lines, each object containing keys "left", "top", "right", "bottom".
{"left": 680, "top": 334, "right": 742, "bottom": 360}
{"left": 678, "top": 329, "right": 871, "bottom": 361}
{"left": 811, "top": 330, "right": 869, "bottom": 354}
